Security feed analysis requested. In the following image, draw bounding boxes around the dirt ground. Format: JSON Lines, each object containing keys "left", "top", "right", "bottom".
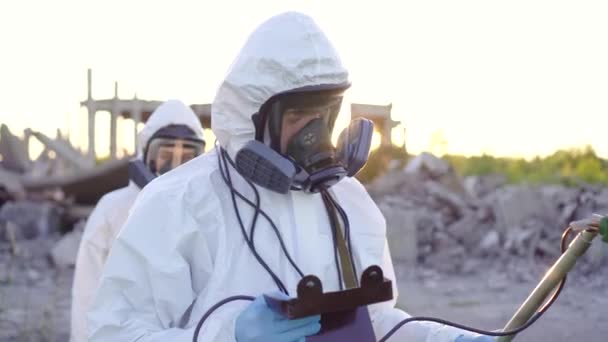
{"left": 0, "top": 238, "right": 606, "bottom": 341}
{"left": 395, "top": 263, "right": 608, "bottom": 342}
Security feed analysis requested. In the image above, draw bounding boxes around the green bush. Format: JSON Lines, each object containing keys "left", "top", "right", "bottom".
{"left": 356, "top": 145, "right": 608, "bottom": 186}
{"left": 444, "top": 145, "right": 608, "bottom": 186}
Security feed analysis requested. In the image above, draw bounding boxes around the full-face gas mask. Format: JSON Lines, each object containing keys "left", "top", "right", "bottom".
{"left": 129, "top": 124, "right": 205, "bottom": 188}
{"left": 235, "top": 85, "right": 374, "bottom": 194}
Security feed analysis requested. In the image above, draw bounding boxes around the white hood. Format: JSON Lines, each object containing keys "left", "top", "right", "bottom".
{"left": 211, "top": 12, "right": 349, "bottom": 156}
{"left": 137, "top": 99, "right": 204, "bottom": 158}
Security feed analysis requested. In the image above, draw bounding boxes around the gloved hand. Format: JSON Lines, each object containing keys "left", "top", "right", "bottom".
{"left": 235, "top": 296, "right": 321, "bottom": 342}
{"left": 455, "top": 334, "right": 496, "bottom": 342}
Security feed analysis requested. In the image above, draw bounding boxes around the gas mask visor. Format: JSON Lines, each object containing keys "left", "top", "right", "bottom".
{"left": 265, "top": 89, "right": 344, "bottom": 153}
{"left": 144, "top": 137, "right": 205, "bottom": 175}
{"left": 269, "top": 91, "right": 344, "bottom": 192}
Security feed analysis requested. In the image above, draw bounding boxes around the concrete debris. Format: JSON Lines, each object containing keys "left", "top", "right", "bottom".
{"left": 463, "top": 174, "right": 506, "bottom": 199}
{"left": 478, "top": 230, "right": 500, "bottom": 253}
{"left": 3, "top": 221, "right": 21, "bottom": 255}
{"left": 489, "top": 185, "right": 556, "bottom": 232}
{"left": 0, "top": 166, "right": 25, "bottom": 196}
{"left": 370, "top": 152, "right": 608, "bottom": 275}
{"left": 404, "top": 152, "right": 451, "bottom": 178}
{"left": 446, "top": 212, "right": 487, "bottom": 250}
{"left": 49, "top": 228, "right": 82, "bottom": 268}
{"left": 0, "top": 124, "right": 31, "bottom": 173}
{"left": 0, "top": 200, "right": 62, "bottom": 241}
{"left": 405, "top": 152, "right": 469, "bottom": 198}
{"left": 503, "top": 226, "right": 538, "bottom": 256}
{"left": 378, "top": 205, "right": 418, "bottom": 265}
{"left": 585, "top": 237, "right": 608, "bottom": 268}
{"left": 1, "top": 123, "right": 129, "bottom": 206}
{"left": 26, "top": 128, "right": 91, "bottom": 170}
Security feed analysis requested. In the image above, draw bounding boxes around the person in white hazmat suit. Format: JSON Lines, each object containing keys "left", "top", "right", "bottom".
{"left": 69, "top": 99, "right": 205, "bottom": 342}
{"left": 88, "top": 13, "right": 494, "bottom": 342}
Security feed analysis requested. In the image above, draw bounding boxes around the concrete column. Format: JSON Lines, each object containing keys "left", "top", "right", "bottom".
{"left": 132, "top": 95, "right": 142, "bottom": 154}
{"left": 86, "top": 69, "right": 96, "bottom": 164}
{"left": 110, "top": 82, "right": 119, "bottom": 160}
{"left": 381, "top": 119, "right": 391, "bottom": 146}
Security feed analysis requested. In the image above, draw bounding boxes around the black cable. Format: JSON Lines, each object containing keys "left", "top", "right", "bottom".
{"left": 221, "top": 149, "right": 305, "bottom": 279}
{"left": 216, "top": 148, "right": 288, "bottom": 294}
{"left": 192, "top": 295, "right": 255, "bottom": 342}
{"left": 220, "top": 148, "right": 288, "bottom": 294}
{"left": 322, "top": 190, "right": 359, "bottom": 287}
{"left": 222, "top": 150, "right": 304, "bottom": 277}
{"left": 380, "top": 226, "right": 576, "bottom": 341}
{"left": 247, "top": 179, "right": 261, "bottom": 243}
{"left": 378, "top": 312, "right": 543, "bottom": 342}
{"left": 326, "top": 192, "right": 359, "bottom": 286}
{"left": 220, "top": 151, "right": 286, "bottom": 293}
{"left": 193, "top": 187, "right": 581, "bottom": 342}
{"left": 221, "top": 149, "right": 263, "bottom": 251}
{"left": 321, "top": 191, "right": 344, "bottom": 290}
{"left": 218, "top": 148, "right": 262, "bottom": 246}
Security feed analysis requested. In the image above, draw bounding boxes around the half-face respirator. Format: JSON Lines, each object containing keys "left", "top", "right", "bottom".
{"left": 235, "top": 86, "right": 374, "bottom": 193}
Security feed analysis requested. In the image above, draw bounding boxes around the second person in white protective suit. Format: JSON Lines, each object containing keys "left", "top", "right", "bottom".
{"left": 88, "top": 12, "right": 494, "bottom": 342}
{"left": 69, "top": 99, "right": 205, "bottom": 342}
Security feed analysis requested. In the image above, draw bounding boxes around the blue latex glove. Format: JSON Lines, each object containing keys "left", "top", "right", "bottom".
{"left": 455, "top": 334, "right": 496, "bottom": 342}
{"left": 235, "top": 296, "right": 321, "bottom": 342}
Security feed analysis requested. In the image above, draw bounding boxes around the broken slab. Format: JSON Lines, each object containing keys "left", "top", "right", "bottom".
{"left": 404, "top": 152, "right": 451, "bottom": 178}
{"left": 490, "top": 185, "right": 555, "bottom": 232}
{"left": 0, "top": 124, "right": 31, "bottom": 173}
{"left": 463, "top": 174, "right": 506, "bottom": 199}
{"left": 503, "top": 226, "right": 538, "bottom": 256}
{"left": 478, "top": 230, "right": 501, "bottom": 254}
{"left": 0, "top": 167, "right": 24, "bottom": 196}
{"left": 424, "top": 232, "right": 466, "bottom": 273}
{"left": 405, "top": 152, "right": 470, "bottom": 199}
{"left": 378, "top": 203, "right": 418, "bottom": 265}
{"left": 25, "top": 129, "right": 91, "bottom": 170}
{"left": 22, "top": 157, "right": 129, "bottom": 205}
{"left": 0, "top": 201, "right": 62, "bottom": 240}
{"left": 446, "top": 212, "right": 489, "bottom": 250}
{"left": 3, "top": 221, "right": 21, "bottom": 255}
{"left": 593, "top": 188, "right": 608, "bottom": 213}
{"left": 540, "top": 184, "right": 580, "bottom": 204}
{"left": 367, "top": 169, "right": 413, "bottom": 196}
{"left": 425, "top": 181, "right": 470, "bottom": 217}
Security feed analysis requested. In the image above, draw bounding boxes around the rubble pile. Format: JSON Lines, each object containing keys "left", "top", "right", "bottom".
{"left": 0, "top": 200, "right": 85, "bottom": 268}
{"left": 1, "top": 124, "right": 80, "bottom": 197}
{"left": 368, "top": 152, "right": 608, "bottom": 274}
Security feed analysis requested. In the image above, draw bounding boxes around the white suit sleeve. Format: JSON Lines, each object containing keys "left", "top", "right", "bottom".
{"left": 70, "top": 206, "right": 112, "bottom": 342}
{"left": 87, "top": 189, "right": 234, "bottom": 342}
{"left": 369, "top": 241, "right": 467, "bottom": 342}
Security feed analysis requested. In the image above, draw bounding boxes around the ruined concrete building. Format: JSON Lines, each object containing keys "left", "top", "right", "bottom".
{"left": 81, "top": 69, "right": 211, "bottom": 162}
{"left": 2, "top": 69, "right": 404, "bottom": 205}
{"left": 350, "top": 103, "right": 402, "bottom": 148}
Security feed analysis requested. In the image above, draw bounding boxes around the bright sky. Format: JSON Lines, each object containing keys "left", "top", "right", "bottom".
{"left": 1, "top": 0, "right": 607, "bottom": 159}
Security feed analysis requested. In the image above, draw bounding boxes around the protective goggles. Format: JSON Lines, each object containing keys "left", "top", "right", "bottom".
{"left": 144, "top": 137, "right": 205, "bottom": 175}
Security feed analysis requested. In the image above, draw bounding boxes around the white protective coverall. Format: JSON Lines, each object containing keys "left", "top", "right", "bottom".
{"left": 69, "top": 99, "right": 204, "bottom": 342}
{"left": 89, "top": 12, "right": 471, "bottom": 342}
